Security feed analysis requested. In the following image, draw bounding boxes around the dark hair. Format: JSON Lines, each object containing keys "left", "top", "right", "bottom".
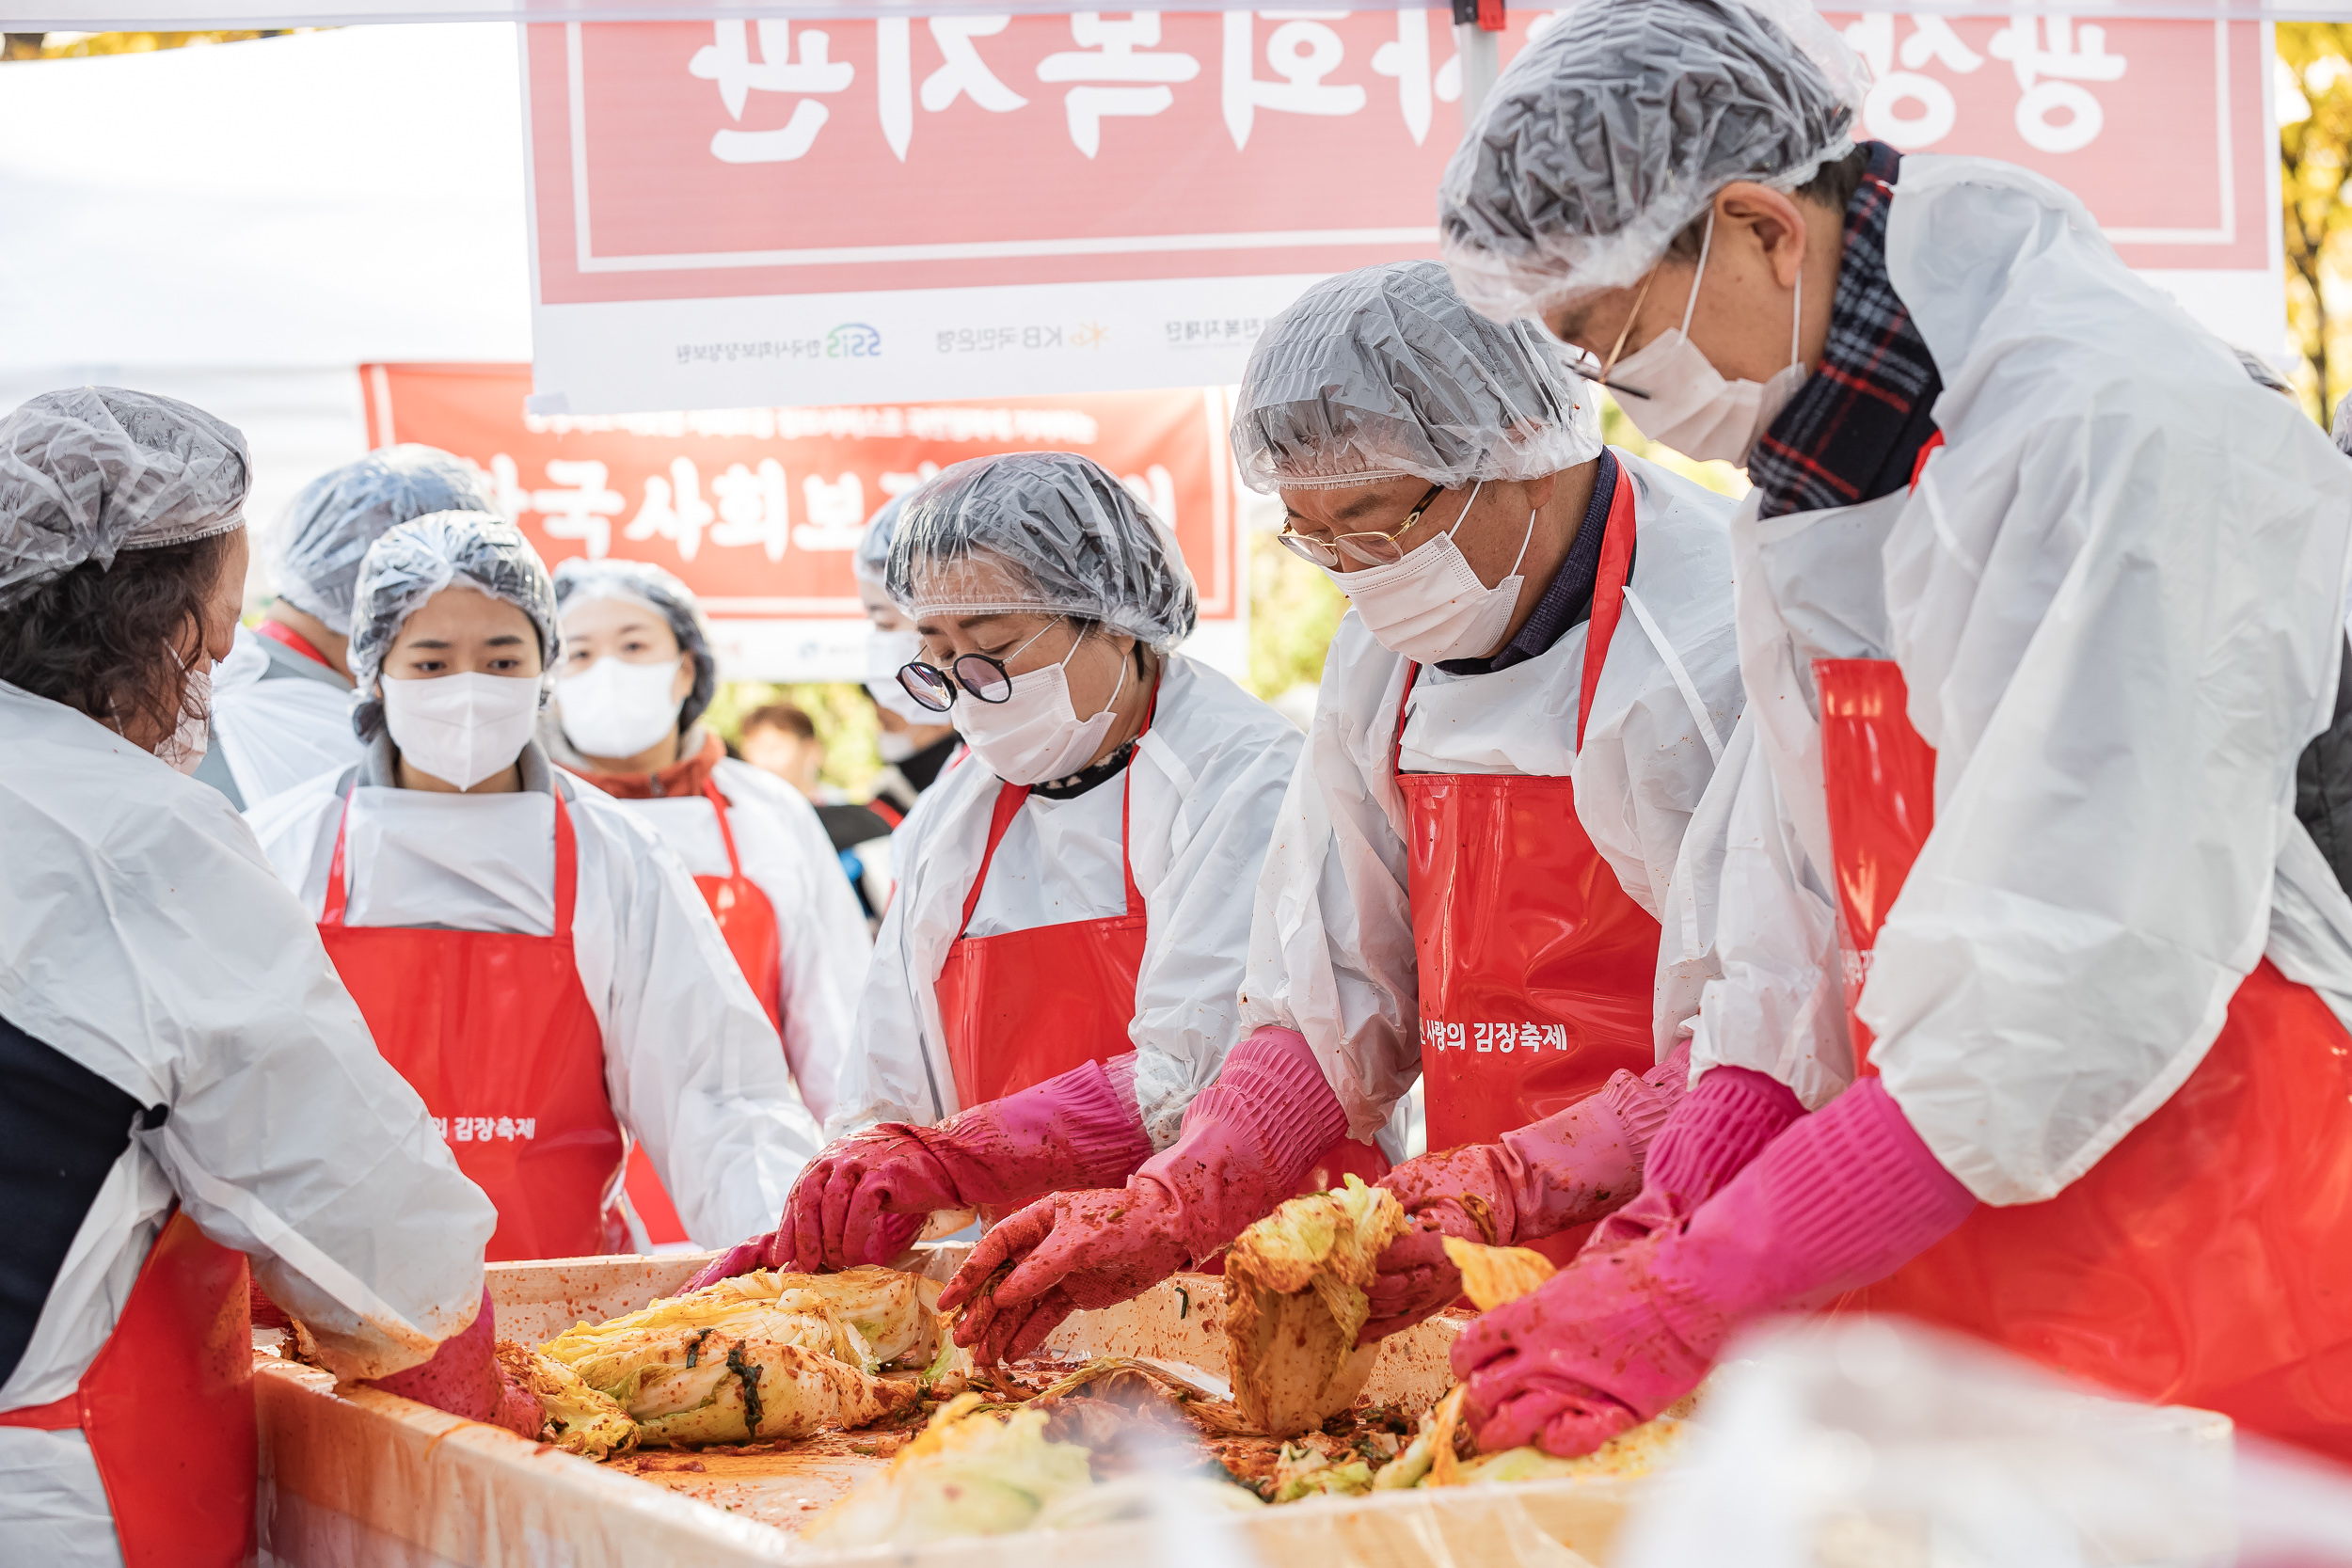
{"left": 0, "top": 530, "right": 238, "bottom": 749}
{"left": 1662, "top": 145, "right": 1870, "bottom": 261}
{"left": 741, "top": 702, "right": 818, "bottom": 743}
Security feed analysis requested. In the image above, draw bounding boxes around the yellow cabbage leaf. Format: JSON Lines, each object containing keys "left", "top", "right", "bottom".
{"left": 1224, "top": 1175, "right": 1409, "bottom": 1436}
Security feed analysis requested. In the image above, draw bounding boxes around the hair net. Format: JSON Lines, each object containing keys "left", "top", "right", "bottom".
{"left": 551, "top": 555, "right": 719, "bottom": 734}
{"left": 886, "top": 451, "right": 1197, "bottom": 649}
{"left": 2332, "top": 392, "right": 2352, "bottom": 458}
{"left": 0, "top": 386, "right": 249, "bottom": 609}
{"left": 1233, "top": 260, "right": 1604, "bottom": 493}
{"left": 1437, "top": 0, "right": 1867, "bottom": 324}
{"left": 273, "top": 445, "right": 498, "bottom": 628}
{"left": 854, "top": 492, "right": 908, "bottom": 590}
{"left": 349, "top": 511, "right": 561, "bottom": 740}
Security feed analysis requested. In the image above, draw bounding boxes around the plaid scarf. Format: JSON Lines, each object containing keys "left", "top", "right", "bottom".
{"left": 1747, "top": 142, "right": 1943, "bottom": 520}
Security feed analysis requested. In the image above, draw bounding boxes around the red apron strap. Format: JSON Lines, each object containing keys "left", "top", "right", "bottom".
{"left": 702, "top": 779, "right": 749, "bottom": 881}
{"left": 957, "top": 784, "right": 1033, "bottom": 940}
{"left": 1114, "top": 675, "right": 1163, "bottom": 919}
{"left": 0, "top": 1389, "right": 80, "bottom": 1430}
{"left": 1908, "top": 429, "right": 1946, "bottom": 491}
{"left": 1390, "top": 662, "right": 1423, "bottom": 776}
{"left": 321, "top": 782, "right": 358, "bottom": 927}
{"left": 253, "top": 617, "right": 334, "bottom": 670}
{"left": 1576, "top": 460, "right": 1641, "bottom": 754}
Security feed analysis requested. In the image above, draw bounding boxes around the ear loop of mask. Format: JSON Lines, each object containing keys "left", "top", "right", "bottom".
{"left": 1453, "top": 479, "right": 1537, "bottom": 584}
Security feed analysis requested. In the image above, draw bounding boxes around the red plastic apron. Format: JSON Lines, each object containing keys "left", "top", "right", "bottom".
{"left": 623, "top": 779, "right": 784, "bottom": 1248}
{"left": 319, "top": 786, "right": 627, "bottom": 1261}
{"left": 1398, "top": 470, "right": 1661, "bottom": 1263}
{"left": 0, "top": 1210, "right": 255, "bottom": 1567}
{"left": 1818, "top": 656, "right": 2352, "bottom": 1460}
{"left": 933, "top": 685, "right": 1382, "bottom": 1194}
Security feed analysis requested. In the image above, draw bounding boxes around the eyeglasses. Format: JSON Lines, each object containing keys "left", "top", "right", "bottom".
{"left": 897, "top": 618, "right": 1062, "bottom": 712}
{"left": 1276, "top": 483, "right": 1450, "bottom": 570}
{"left": 1539, "top": 266, "right": 1661, "bottom": 403}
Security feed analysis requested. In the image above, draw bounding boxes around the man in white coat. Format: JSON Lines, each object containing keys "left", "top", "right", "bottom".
{"left": 940, "top": 261, "right": 1748, "bottom": 1363}
{"left": 1431, "top": 0, "right": 2352, "bottom": 1465}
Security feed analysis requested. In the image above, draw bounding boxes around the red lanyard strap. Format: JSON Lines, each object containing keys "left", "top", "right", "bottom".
{"left": 322, "top": 780, "right": 578, "bottom": 942}
{"left": 954, "top": 672, "right": 1160, "bottom": 940}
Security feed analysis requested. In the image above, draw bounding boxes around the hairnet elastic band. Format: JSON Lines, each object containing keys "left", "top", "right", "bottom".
{"left": 1259, "top": 467, "right": 1422, "bottom": 491}
{"left": 118, "top": 513, "right": 246, "bottom": 550}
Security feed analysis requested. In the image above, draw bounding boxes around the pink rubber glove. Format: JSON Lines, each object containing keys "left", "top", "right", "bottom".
{"left": 372, "top": 1288, "right": 544, "bottom": 1438}
{"left": 686, "top": 1056, "right": 1152, "bottom": 1288}
{"left": 1360, "top": 1040, "right": 1690, "bottom": 1345}
{"left": 1454, "top": 1078, "right": 1977, "bottom": 1457}
{"left": 1582, "top": 1062, "right": 1804, "bottom": 1255}
{"left": 937, "top": 1026, "right": 1348, "bottom": 1365}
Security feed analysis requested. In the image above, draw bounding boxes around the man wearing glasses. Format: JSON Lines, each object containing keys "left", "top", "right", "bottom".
{"left": 938, "top": 260, "right": 1747, "bottom": 1364}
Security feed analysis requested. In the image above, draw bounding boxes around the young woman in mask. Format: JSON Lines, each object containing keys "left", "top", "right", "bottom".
{"left": 246, "top": 513, "right": 823, "bottom": 1261}
{"left": 544, "top": 557, "right": 866, "bottom": 1246}
{"left": 938, "top": 262, "right": 1748, "bottom": 1365}
{"left": 687, "top": 451, "right": 1355, "bottom": 1288}
{"left": 0, "top": 391, "right": 533, "bottom": 1568}
{"left": 1423, "top": 0, "right": 2352, "bottom": 1464}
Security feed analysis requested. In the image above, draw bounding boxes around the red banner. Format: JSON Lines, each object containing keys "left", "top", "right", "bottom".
{"left": 361, "top": 363, "right": 1240, "bottom": 677}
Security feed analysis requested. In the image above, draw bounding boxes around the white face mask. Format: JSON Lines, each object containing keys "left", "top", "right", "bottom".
{"left": 383, "top": 672, "right": 543, "bottom": 790}
{"left": 951, "top": 624, "right": 1128, "bottom": 785}
{"left": 865, "top": 628, "right": 932, "bottom": 725}
{"left": 158, "top": 648, "right": 211, "bottom": 776}
{"left": 1604, "top": 211, "right": 1808, "bottom": 467}
{"left": 557, "top": 655, "right": 683, "bottom": 759}
{"left": 1320, "top": 481, "right": 1536, "bottom": 663}
{"left": 876, "top": 729, "right": 922, "bottom": 764}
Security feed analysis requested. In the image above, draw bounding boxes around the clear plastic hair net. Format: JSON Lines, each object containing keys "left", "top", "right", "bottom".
{"left": 854, "top": 492, "right": 908, "bottom": 590}
{"left": 886, "top": 451, "right": 1198, "bottom": 650}
{"left": 0, "top": 386, "right": 249, "bottom": 608}
{"left": 2332, "top": 391, "right": 2352, "bottom": 458}
{"left": 1437, "top": 0, "right": 1867, "bottom": 324}
{"left": 551, "top": 555, "right": 719, "bottom": 733}
{"left": 1233, "top": 260, "right": 1603, "bottom": 493}
{"left": 273, "top": 445, "right": 497, "bottom": 628}
{"left": 348, "top": 511, "right": 561, "bottom": 740}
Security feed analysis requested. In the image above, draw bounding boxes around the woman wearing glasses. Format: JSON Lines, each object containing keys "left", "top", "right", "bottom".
{"left": 689, "top": 450, "right": 1350, "bottom": 1285}
{"left": 937, "top": 261, "right": 1751, "bottom": 1365}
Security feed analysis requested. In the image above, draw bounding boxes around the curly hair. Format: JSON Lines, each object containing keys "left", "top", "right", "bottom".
{"left": 0, "top": 530, "right": 238, "bottom": 750}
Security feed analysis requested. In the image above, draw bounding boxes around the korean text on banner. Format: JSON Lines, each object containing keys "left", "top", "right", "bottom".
{"left": 360, "top": 363, "right": 1244, "bottom": 681}
{"left": 523, "top": 11, "right": 2281, "bottom": 418}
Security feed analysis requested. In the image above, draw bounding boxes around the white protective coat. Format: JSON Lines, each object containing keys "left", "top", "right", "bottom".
{"left": 0, "top": 682, "right": 493, "bottom": 1568}
{"left": 834, "top": 653, "right": 1303, "bottom": 1148}
{"left": 1239, "top": 451, "right": 1744, "bottom": 1140}
{"left": 612, "top": 753, "right": 870, "bottom": 1129}
{"left": 246, "top": 741, "right": 824, "bottom": 1244}
{"left": 206, "top": 622, "right": 361, "bottom": 807}
{"left": 1688, "top": 155, "right": 2352, "bottom": 1205}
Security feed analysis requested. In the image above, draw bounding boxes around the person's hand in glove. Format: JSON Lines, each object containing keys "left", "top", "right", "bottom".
{"left": 371, "top": 1287, "right": 546, "bottom": 1439}
{"left": 938, "top": 1026, "right": 1349, "bottom": 1363}
{"left": 1452, "top": 1078, "right": 1976, "bottom": 1458}
{"left": 1581, "top": 1060, "right": 1803, "bottom": 1257}
{"left": 686, "top": 1054, "right": 1153, "bottom": 1289}
{"left": 1361, "top": 1041, "right": 1691, "bottom": 1344}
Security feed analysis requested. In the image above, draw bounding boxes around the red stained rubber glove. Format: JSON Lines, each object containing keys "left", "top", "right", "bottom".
{"left": 1361, "top": 1041, "right": 1690, "bottom": 1344}
{"left": 373, "top": 1288, "right": 544, "bottom": 1438}
{"left": 687, "top": 1055, "right": 1153, "bottom": 1287}
{"left": 1453, "top": 1079, "right": 1976, "bottom": 1458}
{"left": 1581, "top": 1062, "right": 1804, "bottom": 1256}
{"left": 937, "top": 1026, "right": 1348, "bottom": 1363}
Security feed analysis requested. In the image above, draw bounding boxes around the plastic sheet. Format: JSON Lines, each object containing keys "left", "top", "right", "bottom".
{"left": 1616, "top": 1315, "right": 2352, "bottom": 1568}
